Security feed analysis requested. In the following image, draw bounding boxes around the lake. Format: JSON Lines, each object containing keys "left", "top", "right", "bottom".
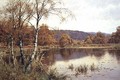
{"left": 43, "top": 49, "right": 120, "bottom": 80}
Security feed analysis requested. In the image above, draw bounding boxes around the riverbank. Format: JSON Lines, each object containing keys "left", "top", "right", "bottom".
{"left": 38, "top": 44, "right": 120, "bottom": 50}
{"left": 0, "top": 44, "right": 119, "bottom": 52}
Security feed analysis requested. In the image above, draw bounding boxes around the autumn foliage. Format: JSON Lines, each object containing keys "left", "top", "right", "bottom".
{"left": 0, "top": 18, "right": 120, "bottom": 47}
{"left": 108, "top": 26, "right": 120, "bottom": 43}
{"left": 38, "top": 24, "right": 57, "bottom": 46}
{"left": 59, "top": 33, "right": 73, "bottom": 47}
{"left": 92, "top": 32, "right": 106, "bottom": 44}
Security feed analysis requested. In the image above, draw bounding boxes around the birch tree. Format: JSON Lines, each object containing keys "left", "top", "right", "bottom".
{"left": 4, "top": 0, "right": 32, "bottom": 65}
{"left": 25, "top": 0, "right": 73, "bottom": 71}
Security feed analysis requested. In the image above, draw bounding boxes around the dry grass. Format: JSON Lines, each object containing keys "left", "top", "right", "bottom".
{"left": 48, "top": 68, "right": 68, "bottom": 80}
{"left": 67, "top": 64, "right": 100, "bottom": 77}
{"left": 0, "top": 51, "right": 69, "bottom": 80}
{"left": 68, "top": 64, "right": 74, "bottom": 71}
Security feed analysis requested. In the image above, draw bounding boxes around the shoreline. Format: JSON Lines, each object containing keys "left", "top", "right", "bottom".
{"left": 40, "top": 44, "right": 120, "bottom": 50}
{"left": 0, "top": 44, "right": 120, "bottom": 50}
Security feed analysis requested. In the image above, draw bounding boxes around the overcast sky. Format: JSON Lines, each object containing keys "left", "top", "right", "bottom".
{"left": 1, "top": 0, "right": 120, "bottom": 33}
{"left": 45, "top": 0, "right": 120, "bottom": 33}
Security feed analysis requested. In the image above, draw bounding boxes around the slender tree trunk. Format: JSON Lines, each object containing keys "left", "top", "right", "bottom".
{"left": 25, "top": 0, "right": 41, "bottom": 71}
{"left": 25, "top": 28, "right": 39, "bottom": 71}
{"left": 8, "top": 35, "right": 11, "bottom": 64}
{"left": 11, "top": 37, "right": 14, "bottom": 62}
{"left": 8, "top": 35, "right": 15, "bottom": 66}
{"left": 31, "top": 29, "right": 39, "bottom": 60}
{"left": 19, "top": 35, "right": 25, "bottom": 65}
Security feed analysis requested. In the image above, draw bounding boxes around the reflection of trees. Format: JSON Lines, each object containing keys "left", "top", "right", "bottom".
{"left": 60, "top": 49, "right": 90, "bottom": 60}
{"left": 42, "top": 50, "right": 56, "bottom": 66}
{"left": 60, "top": 49, "right": 73, "bottom": 60}
{"left": 50, "top": 49, "right": 106, "bottom": 61}
{"left": 42, "top": 49, "right": 106, "bottom": 66}
{"left": 92, "top": 49, "right": 105, "bottom": 59}
{"left": 83, "top": 49, "right": 93, "bottom": 55}
{"left": 84, "top": 49, "right": 105, "bottom": 60}
{"left": 109, "top": 50, "right": 120, "bottom": 63}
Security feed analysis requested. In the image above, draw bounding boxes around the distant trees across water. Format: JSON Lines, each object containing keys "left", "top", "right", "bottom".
{"left": 108, "top": 26, "right": 120, "bottom": 43}
{"left": 84, "top": 32, "right": 107, "bottom": 44}
{"left": 0, "top": 21, "right": 120, "bottom": 47}
{"left": 84, "top": 26, "right": 120, "bottom": 44}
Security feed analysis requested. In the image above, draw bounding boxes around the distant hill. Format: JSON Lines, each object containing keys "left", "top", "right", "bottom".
{"left": 53, "top": 30, "right": 110, "bottom": 41}
{"left": 53, "top": 30, "right": 93, "bottom": 40}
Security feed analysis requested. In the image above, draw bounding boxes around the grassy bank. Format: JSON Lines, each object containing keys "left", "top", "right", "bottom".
{"left": 0, "top": 44, "right": 119, "bottom": 51}
{"left": 58, "top": 44, "right": 120, "bottom": 50}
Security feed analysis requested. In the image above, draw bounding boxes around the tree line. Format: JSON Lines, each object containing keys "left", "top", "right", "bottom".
{"left": 0, "top": 21, "right": 120, "bottom": 47}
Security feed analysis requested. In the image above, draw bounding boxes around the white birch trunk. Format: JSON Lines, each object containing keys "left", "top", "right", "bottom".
{"left": 11, "top": 37, "right": 15, "bottom": 66}
{"left": 19, "top": 37, "right": 25, "bottom": 65}
{"left": 31, "top": 29, "right": 39, "bottom": 59}
{"left": 25, "top": 28, "right": 39, "bottom": 71}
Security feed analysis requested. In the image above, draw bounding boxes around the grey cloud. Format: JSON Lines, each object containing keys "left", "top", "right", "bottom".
{"left": 104, "top": 6, "right": 120, "bottom": 20}
{"left": 88, "top": 0, "right": 120, "bottom": 8}
{"left": 87, "top": 0, "right": 120, "bottom": 20}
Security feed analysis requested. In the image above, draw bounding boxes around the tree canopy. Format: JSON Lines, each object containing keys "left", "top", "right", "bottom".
{"left": 59, "top": 33, "right": 73, "bottom": 47}
{"left": 108, "top": 26, "right": 120, "bottom": 43}
{"left": 38, "top": 24, "right": 56, "bottom": 46}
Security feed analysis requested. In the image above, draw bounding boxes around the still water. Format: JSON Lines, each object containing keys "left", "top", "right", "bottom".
{"left": 43, "top": 49, "right": 120, "bottom": 80}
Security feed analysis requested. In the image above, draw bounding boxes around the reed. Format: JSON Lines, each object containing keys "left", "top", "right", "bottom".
{"left": 74, "top": 64, "right": 99, "bottom": 77}
{"left": 48, "top": 68, "right": 68, "bottom": 80}
{"left": 68, "top": 64, "right": 74, "bottom": 71}
{"left": 75, "top": 65, "right": 88, "bottom": 75}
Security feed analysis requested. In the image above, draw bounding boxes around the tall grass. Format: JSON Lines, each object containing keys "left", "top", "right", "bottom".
{"left": 0, "top": 51, "right": 69, "bottom": 80}
{"left": 68, "top": 64, "right": 99, "bottom": 77}
{"left": 48, "top": 68, "right": 68, "bottom": 80}
{"left": 75, "top": 65, "right": 88, "bottom": 75}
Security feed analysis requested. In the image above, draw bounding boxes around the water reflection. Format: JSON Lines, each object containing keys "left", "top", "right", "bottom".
{"left": 43, "top": 49, "right": 106, "bottom": 65}
{"left": 43, "top": 49, "right": 120, "bottom": 80}
{"left": 109, "top": 50, "right": 120, "bottom": 64}
{"left": 60, "top": 49, "right": 73, "bottom": 60}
